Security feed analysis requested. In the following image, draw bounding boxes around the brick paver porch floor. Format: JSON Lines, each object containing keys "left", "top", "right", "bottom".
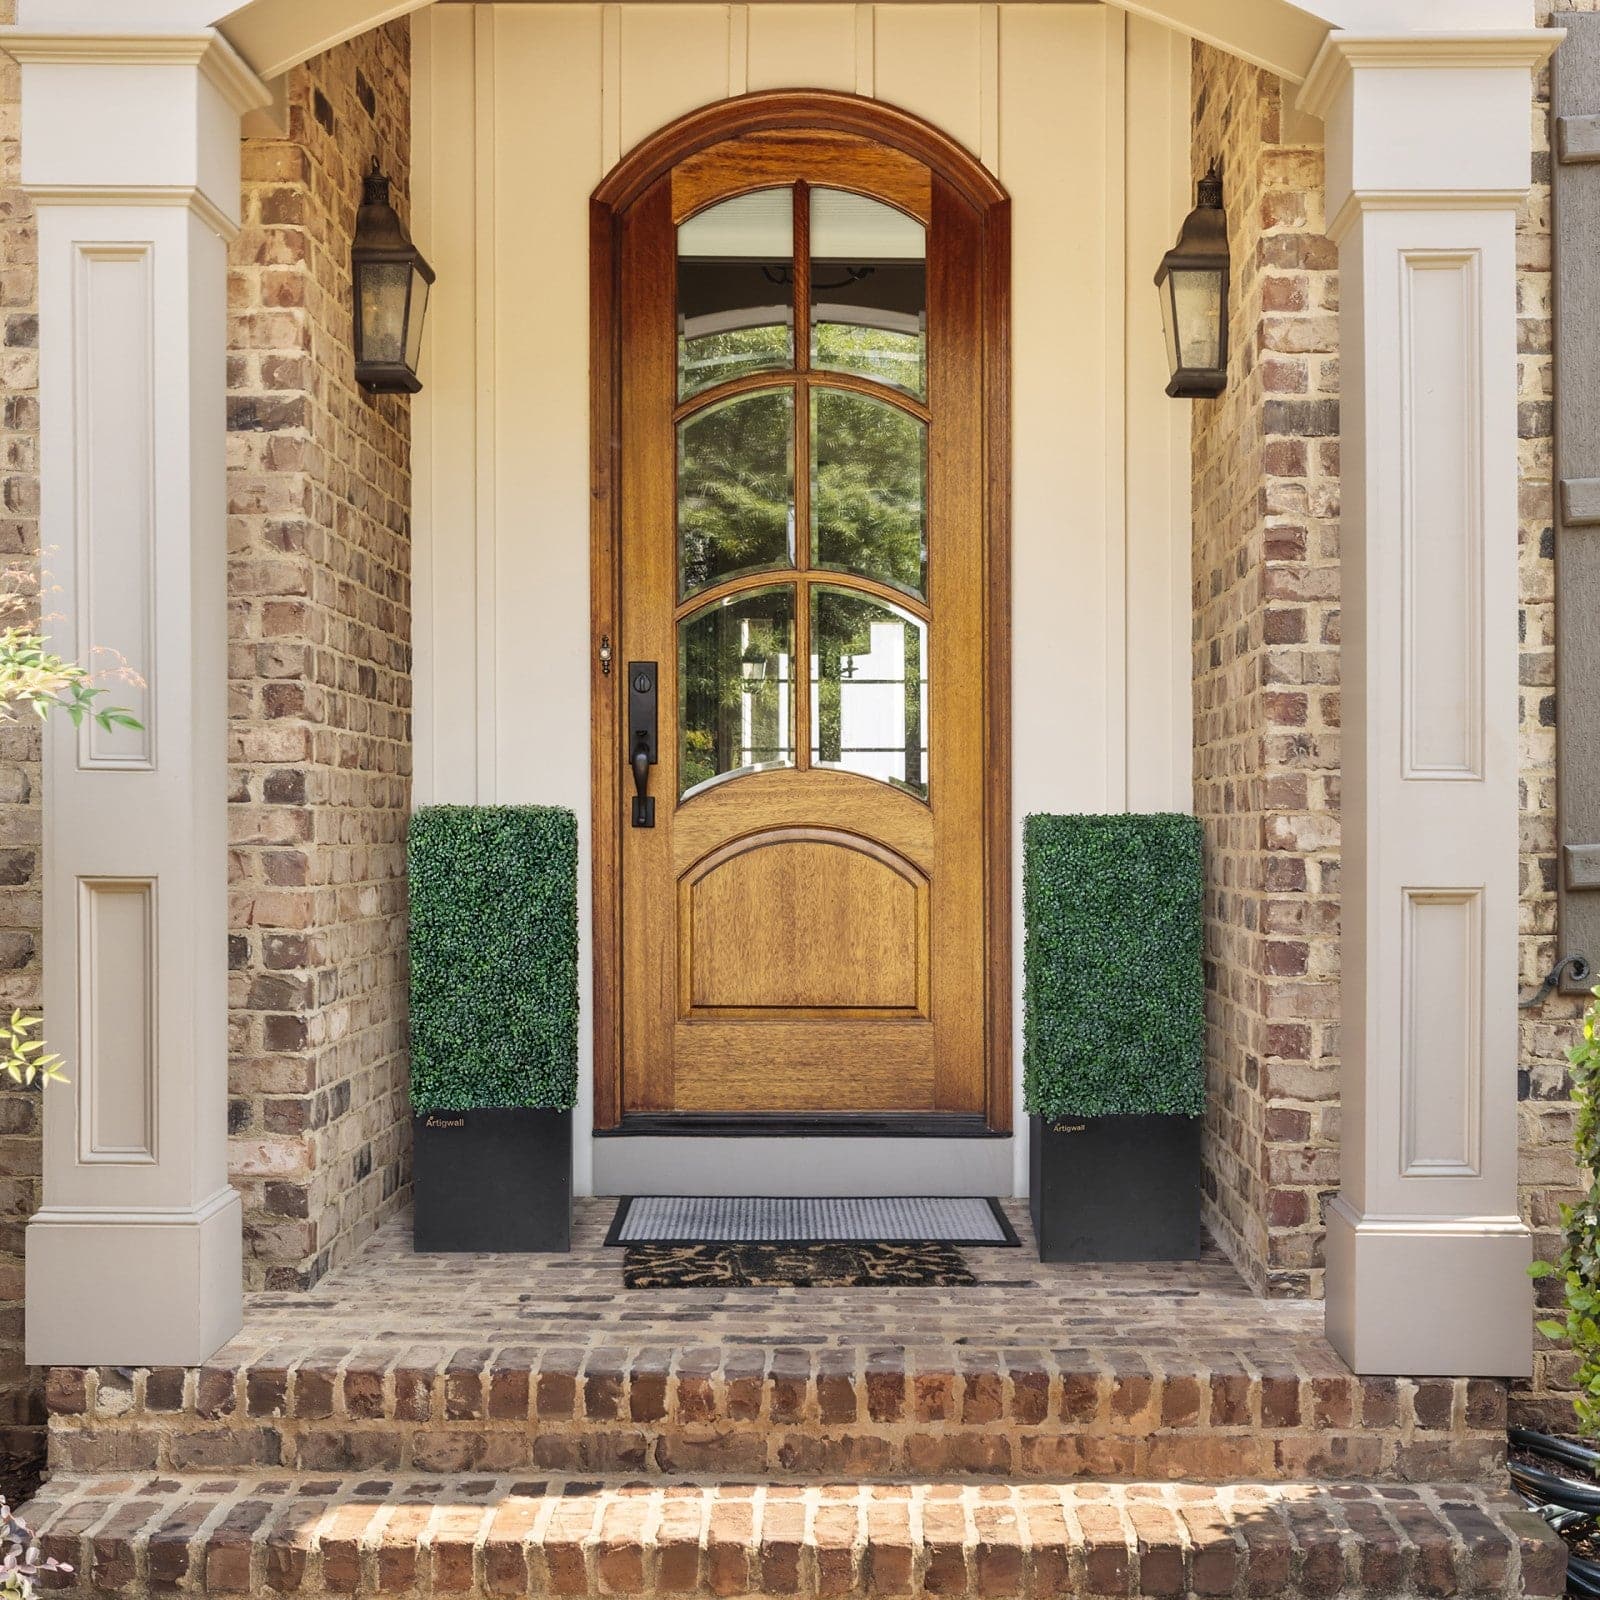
{"left": 46, "top": 1201, "right": 1505, "bottom": 1485}
{"left": 234, "top": 1200, "right": 1312, "bottom": 1358}
{"left": 32, "top": 1202, "right": 1565, "bottom": 1596}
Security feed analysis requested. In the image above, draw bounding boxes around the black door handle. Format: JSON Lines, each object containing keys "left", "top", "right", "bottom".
{"left": 628, "top": 661, "right": 657, "bottom": 828}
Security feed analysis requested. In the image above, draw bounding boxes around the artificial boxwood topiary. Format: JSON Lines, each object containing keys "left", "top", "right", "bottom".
{"left": 409, "top": 805, "right": 579, "bottom": 1112}
{"left": 1023, "top": 812, "right": 1204, "bottom": 1120}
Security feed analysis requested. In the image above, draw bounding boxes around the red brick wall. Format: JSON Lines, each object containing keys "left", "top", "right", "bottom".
{"left": 1190, "top": 46, "right": 1342, "bottom": 1299}
{"left": 226, "top": 23, "right": 414, "bottom": 1291}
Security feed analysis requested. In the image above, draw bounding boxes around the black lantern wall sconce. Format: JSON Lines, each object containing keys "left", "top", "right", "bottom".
{"left": 1155, "top": 162, "right": 1230, "bottom": 399}
{"left": 352, "top": 161, "right": 435, "bottom": 395}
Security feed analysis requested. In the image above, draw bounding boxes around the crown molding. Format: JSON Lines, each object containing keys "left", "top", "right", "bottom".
{"left": 1324, "top": 186, "right": 1532, "bottom": 241}
{"left": 26, "top": 183, "right": 240, "bottom": 242}
{"left": 0, "top": 29, "right": 272, "bottom": 117}
{"left": 1299, "top": 28, "right": 1563, "bottom": 122}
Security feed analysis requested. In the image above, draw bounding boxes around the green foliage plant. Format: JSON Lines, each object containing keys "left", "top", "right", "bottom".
{"left": 1531, "top": 985, "right": 1600, "bottom": 1433}
{"left": 1023, "top": 812, "right": 1205, "bottom": 1120}
{"left": 409, "top": 805, "right": 579, "bottom": 1112}
{"left": 0, "top": 562, "right": 142, "bottom": 1091}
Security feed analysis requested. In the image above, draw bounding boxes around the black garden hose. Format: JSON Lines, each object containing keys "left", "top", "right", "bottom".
{"left": 1567, "top": 1552, "right": 1600, "bottom": 1598}
{"left": 1512, "top": 1429, "right": 1600, "bottom": 1476}
{"left": 1509, "top": 1457, "right": 1600, "bottom": 1514}
{"left": 1509, "top": 1429, "right": 1600, "bottom": 1595}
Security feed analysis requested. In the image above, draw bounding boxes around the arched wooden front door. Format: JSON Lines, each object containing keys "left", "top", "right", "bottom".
{"left": 591, "top": 94, "right": 1010, "bottom": 1132}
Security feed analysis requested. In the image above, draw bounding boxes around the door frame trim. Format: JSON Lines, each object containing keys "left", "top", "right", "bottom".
{"left": 589, "top": 90, "right": 1012, "bottom": 1131}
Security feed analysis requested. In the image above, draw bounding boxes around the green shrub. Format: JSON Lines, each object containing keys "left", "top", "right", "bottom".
{"left": 1023, "top": 812, "right": 1204, "bottom": 1119}
{"left": 409, "top": 805, "right": 579, "bottom": 1112}
{"left": 1531, "top": 985, "right": 1600, "bottom": 1434}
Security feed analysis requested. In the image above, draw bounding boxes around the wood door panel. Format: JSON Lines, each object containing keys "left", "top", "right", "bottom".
{"left": 682, "top": 830, "right": 927, "bottom": 1013}
{"left": 672, "top": 1023, "right": 936, "bottom": 1111}
{"left": 673, "top": 770, "right": 934, "bottom": 873}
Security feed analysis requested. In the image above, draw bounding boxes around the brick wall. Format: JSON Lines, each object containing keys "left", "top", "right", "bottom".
{"left": 1515, "top": 0, "right": 1588, "bottom": 1429}
{"left": 225, "top": 23, "right": 414, "bottom": 1292}
{"left": 0, "top": 0, "right": 43, "bottom": 1486}
{"left": 1190, "top": 46, "right": 1342, "bottom": 1299}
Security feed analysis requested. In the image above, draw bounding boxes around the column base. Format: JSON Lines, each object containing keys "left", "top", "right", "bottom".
{"left": 25, "top": 1185, "right": 243, "bottom": 1366}
{"left": 1325, "top": 1196, "right": 1533, "bottom": 1377}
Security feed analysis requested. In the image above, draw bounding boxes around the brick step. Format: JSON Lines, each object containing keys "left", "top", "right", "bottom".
{"left": 46, "top": 1355, "right": 1508, "bottom": 1484}
{"left": 22, "top": 1471, "right": 1566, "bottom": 1600}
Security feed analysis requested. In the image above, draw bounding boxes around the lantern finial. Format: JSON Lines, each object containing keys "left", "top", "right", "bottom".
{"left": 362, "top": 159, "right": 391, "bottom": 209}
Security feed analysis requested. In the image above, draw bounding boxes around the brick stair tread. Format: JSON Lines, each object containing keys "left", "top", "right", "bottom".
{"left": 46, "top": 1355, "right": 1508, "bottom": 1483}
{"left": 23, "top": 1471, "right": 1567, "bottom": 1598}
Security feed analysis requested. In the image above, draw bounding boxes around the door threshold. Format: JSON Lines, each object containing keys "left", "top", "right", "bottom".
{"left": 593, "top": 1129, "right": 1015, "bottom": 1196}
{"left": 596, "top": 1112, "right": 1009, "bottom": 1139}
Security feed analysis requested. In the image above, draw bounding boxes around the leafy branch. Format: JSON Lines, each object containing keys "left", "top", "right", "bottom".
{"left": 0, "top": 631, "right": 141, "bottom": 734}
{"left": 0, "top": 1013, "right": 65, "bottom": 1089}
{"left": 0, "top": 561, "right": 145, "bottom": 1092}
{"left": 1531, "top": 984, "right": 1600, "bottom": 1433}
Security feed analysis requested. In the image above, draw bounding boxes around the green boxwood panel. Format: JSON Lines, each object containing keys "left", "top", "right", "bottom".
{"left": 409, "top": 805, "right": 579, "bottom": 1112}
{"left": 1023, "top": 812, "right": 1204, "bottom": 1119}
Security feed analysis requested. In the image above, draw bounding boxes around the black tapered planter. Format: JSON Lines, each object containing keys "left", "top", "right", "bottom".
{"left": 1029, "top": 1113, "right": 1200, "bottom": 1262}
{"left": 413, "top": 1108, "right": 571, "bottom": 1252}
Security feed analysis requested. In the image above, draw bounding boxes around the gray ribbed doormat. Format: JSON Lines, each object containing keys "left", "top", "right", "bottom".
{"left": 605, "top": 1195, "right": 1019, "bottom": 1247}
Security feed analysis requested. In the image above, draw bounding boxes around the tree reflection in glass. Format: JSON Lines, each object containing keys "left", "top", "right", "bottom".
{"left": 679, "top": 586, "right": 796, "bottom": 798}
{"left": 810, "top": 189, "right": 926, "bottom": 400}
{"left": 678, "top": 188, "right": 795, "bottom": 400}
{"left": 811, "top": 585, "right": 927, "bottom": 800}
{"left": 811, "top": 390, "right": 927, "bottom": 599}
{"left": 677, "top": 391, "right": 795, "bottom": 598}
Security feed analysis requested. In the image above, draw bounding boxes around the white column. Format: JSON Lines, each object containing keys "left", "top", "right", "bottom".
{"left": 1301, "top": 31, "right": 1557, "bottom": 1377}
{"left": 4, "top": 31, "right": 269, "bottom": 1365}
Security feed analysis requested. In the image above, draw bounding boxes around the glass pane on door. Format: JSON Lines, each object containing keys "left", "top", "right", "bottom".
{"left": 678, "top": 390, "right": 795, "bottom": 598}
{"left": 678, "top": 187, "right": 795, "bottom": 399}
{"left": 811, "top": 389, "right": 927, "bottom": 599}
{"left": 810, "top": 188, "right": 927, "bottom": 399}
{"left": 811, "top": 585, "right": 928, "bottom": 799}
{"left": 679, "top": 585, "right": 796, "bottom": 797}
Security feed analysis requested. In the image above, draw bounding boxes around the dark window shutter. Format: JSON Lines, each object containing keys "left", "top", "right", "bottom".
{"left": 1554, "top": 17, "right": 1600, "bottom": 992}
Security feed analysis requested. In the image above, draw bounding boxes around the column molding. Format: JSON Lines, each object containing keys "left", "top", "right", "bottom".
{"left": 1300, "top": 28, "right": 1558, "bottom": 1377}
{"left": 3, "top": 26, "right": 270, "bottom": 1365}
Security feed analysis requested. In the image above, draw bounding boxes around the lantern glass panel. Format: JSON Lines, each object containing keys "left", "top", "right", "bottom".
{"left": 358, "top": 260, "right": 410, "bottom": 366}
{"left": 405, "top": 267, "right": 431, "bottom": 372}
{"left": 1159, "top": 277, "right": 1180, "bottom": 379}
{"left": 1170, "top": 265, "right": 1224, "bottom": 371}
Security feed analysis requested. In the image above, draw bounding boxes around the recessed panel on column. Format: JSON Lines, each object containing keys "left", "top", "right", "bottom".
{"left": 77, "top": 877, "right": 157, "bottom": 1164}
{"left": 1400, "top": 251, "right": 1483, "bottom": 781}
{"left": 1399, "top": 888, "right": 1483, "bottom": 1178}
{"left": 74, "top": 245, "right": 155, "bottom": 770}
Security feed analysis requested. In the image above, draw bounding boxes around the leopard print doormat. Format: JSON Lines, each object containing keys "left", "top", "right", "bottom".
{"left": 622, "top": 1240, "right": 976, "bottom": 1288}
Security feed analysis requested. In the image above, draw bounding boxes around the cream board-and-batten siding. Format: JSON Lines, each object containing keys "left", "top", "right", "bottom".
{"left": 409, "top": 2, "right": 1195, "bottom": 1199}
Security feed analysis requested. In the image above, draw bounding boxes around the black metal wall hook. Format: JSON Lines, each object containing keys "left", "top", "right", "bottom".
{"left": 1519, "top": 952, "right": 1594, "bottom": 1009}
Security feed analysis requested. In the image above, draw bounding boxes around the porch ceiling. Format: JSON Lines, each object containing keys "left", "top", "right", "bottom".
{"left": 210, "top": 0, "right": 1344, "bottom": 86}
